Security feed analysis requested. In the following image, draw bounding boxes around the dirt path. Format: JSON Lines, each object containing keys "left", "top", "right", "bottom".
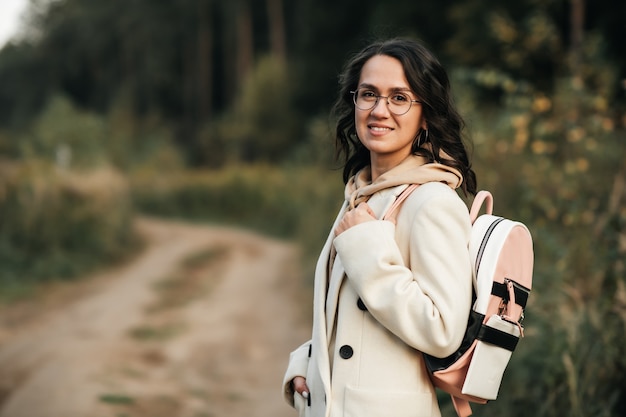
{"left": 0, "top": 217, "right": 311, "bottom": 417}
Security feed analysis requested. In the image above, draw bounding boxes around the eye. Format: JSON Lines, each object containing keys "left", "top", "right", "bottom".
{"left": 391, "top": 92, "right": 410, "bottom": 103}
{"left": 359, "top": 90, "right": 377, "bottom": 100}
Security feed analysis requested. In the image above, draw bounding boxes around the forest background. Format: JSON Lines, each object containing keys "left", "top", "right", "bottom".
{"left": 0, "top": 0, "right": 624, "bottom": 416}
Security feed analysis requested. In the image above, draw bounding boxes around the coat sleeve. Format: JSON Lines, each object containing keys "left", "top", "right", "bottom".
{"left": 282, "top": 340, "right": 311, "bottom": 407}
{"left": 333, "top": 189, "right": 472, "bottom": 357}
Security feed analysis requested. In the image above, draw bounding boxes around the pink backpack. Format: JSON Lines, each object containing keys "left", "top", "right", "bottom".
{"left": 387, "top": 187, "right": 534, "bottom": 417}
{"left": 424, "top": 191, "right": 534, "bottom": 417}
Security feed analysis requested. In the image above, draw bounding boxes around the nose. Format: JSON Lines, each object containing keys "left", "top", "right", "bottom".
{"left": 371, "top": 96, "right": 391, "bottom": 117}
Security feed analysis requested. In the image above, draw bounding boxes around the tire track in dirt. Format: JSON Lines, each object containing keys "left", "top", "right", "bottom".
{"left": 0, "top": 217, "right": 311, "bottom": 417}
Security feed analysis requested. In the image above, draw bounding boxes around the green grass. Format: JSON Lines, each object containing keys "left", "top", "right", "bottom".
{"left": 128, "top": 324, "right": 185, "bottom": 341}
{"left": 99, "top": 394, "right": 135, "bottom": 405}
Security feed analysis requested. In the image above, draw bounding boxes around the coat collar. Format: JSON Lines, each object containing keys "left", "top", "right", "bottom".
{"left": 344, "top": 154, "right": 463, "bottom": 210}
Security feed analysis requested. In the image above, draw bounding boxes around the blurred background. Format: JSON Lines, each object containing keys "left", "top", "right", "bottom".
{"left": 0, "top": 0, "right": 624, "bottom": 416}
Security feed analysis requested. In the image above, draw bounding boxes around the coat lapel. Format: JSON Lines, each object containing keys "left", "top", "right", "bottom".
{"left": 323, "top": 187, "right": 406, "bottom": 342}
{"left": 310, "top": 201, "right": 347, "bottom": 397}
{"left": 325, "top": 256, "right": 345, "bottom": 341}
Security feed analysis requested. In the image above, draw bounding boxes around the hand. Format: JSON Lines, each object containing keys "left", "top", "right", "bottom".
{"left": 292, "top": 376, "right": 309, "bottom": 398}
{"left": 335, "top": 202, "right": 376, "bottom": 236}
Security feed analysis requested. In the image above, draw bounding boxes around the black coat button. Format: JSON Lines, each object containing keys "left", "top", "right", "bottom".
{"left": 339, "top": 345, "right": 353, "bottom": 359}
{"left": 357, "top": 298, "right": 367, "bottom": 311}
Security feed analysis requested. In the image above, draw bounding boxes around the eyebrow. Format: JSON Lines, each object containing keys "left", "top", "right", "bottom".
{"left": 358, "top": 83, "right": 413, "bottom": 92}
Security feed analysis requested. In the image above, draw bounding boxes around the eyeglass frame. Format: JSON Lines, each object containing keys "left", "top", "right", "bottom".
{"left": 350, "top": 88, "right": 422, "bottom": 115}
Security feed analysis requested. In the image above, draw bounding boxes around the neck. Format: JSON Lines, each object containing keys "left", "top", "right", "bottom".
{"left": 369, "top": 152, "right": 411, "bottom": 181}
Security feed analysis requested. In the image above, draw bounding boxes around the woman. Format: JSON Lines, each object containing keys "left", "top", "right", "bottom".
{"left": 282, "top": 38, "right": 477, "bottom": 417}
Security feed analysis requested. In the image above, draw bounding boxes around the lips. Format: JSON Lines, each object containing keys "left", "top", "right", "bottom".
{"left": 369, "top": 125, "right": 393, "bottom": 132}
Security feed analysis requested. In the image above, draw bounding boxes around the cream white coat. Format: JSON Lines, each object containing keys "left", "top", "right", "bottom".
{"left": 283, "top": 181, "right": 473, "bottom": 417}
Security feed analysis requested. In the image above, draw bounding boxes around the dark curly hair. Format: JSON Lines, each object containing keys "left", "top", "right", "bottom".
{"left": 331, "top": 38, "right": 477, "bottom": 196}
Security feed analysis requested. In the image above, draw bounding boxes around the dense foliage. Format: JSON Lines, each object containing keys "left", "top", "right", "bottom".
{"left": 0, "top": 0, "right": 624, "bottom": 415}
{"left": 1, "top": 0, "right": 624, "bottom": 164}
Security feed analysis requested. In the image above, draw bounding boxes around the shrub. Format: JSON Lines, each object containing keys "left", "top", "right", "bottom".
{"left": 0, "top": 161, "right": 138, "bottom": 298}
{"left": 19, "top": 95, "right": 108, "bottom": 168}
{"left": 207, "top": 55, "right": 301, "bottom": 165}
{"left": 131, "top": 164, "right": 343, "bottom": 264}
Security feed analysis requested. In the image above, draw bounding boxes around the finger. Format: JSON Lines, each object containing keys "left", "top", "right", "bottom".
{"left": 292, "top": 377, "right": 309, "bottom": 395}
{"left": 357, "top": 202, "right": 376, "bottom": 218}
{"left": 334, "top": 218, "right": 347, "bottom": 236}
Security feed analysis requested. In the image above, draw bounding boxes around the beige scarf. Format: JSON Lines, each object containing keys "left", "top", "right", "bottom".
{"left": 345, "top": 154, "right": 463, "bottom": 209}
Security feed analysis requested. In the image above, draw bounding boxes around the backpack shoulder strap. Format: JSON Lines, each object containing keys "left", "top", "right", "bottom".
{"left": 451, "top": 396, "right": 473, "bottom": 417}
{"left": 382, "top": 184, "right": 419, "bottom": 221}
{"left": 469, "top": 190, "right": 493, "bottom": 223}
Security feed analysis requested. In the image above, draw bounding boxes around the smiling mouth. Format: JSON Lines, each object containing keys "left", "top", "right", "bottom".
{"left": 369, "top": 126, "right": 393, "bottom": 132}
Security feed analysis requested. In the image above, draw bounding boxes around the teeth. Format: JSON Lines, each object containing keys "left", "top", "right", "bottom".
{"left": 370, "top": 126, "right": 391, "bottom": 132}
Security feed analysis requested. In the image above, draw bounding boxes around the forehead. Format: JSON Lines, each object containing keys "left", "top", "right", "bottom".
{"left": 358, "top": 55, "right": 409, "bottom": 90}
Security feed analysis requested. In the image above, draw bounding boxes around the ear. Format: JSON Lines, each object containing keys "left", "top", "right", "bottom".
{"left": 421, "top": 121, "right": 428, "bottom": 131}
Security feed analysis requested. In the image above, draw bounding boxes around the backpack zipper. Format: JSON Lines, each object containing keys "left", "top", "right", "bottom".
{"left": 475, "top": 217, "right": 505, "bottom": 276}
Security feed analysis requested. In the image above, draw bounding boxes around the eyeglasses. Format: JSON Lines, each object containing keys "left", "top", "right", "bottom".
{"left": 351, "top": 88, "right": 421, "bottom": 115}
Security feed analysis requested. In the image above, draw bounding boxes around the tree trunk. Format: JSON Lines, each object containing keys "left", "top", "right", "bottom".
{"left": 236, "top": 0, "right": 254, "bottom": 84}
{"left": 267, "top": 0, "right": 286, "bottom": 62}
{"left": 570, "top": 0, "right": 585, "bottom": 80}
{"left": 196, "top": 0, "right": 213, "bottom": 120}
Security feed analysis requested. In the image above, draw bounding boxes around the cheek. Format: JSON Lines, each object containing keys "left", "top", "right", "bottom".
{"left": 355, "top": 113, "right": 367, "bottom": 137}
{"left": 406, "top": 114, "right": 425, "bottom": 138}
{"left": 416, "top": 110, "right": 426, "bottom": 131}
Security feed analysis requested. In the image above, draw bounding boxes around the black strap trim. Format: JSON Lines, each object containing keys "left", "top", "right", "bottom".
{"left": 423, "top": 310, "right": 485, "bottom": 372}
{"left": 477, "top": 323, "right": 519, "bottom": 352}
{"left": 492, "top": 281, "right": 529, "bottom": 308}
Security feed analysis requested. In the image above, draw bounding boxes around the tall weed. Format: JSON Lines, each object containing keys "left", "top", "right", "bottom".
{"left": 131, "top": 164, "right": 344, "bottom": 267}
{"left": 0, "top": 161, "right": 138, "bottom": 299}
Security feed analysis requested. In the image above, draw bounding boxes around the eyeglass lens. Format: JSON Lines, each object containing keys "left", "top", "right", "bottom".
{"left": 353, "top": 89, "right": 414, "bottom": 115}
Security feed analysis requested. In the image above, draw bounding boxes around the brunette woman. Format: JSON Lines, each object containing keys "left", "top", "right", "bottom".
{"left": 283, "top": 38, "right": 477, "bottom": 417}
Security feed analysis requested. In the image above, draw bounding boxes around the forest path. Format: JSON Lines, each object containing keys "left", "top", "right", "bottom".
{"left": 0, "top": 217, "right": 310, "bottom": 417}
